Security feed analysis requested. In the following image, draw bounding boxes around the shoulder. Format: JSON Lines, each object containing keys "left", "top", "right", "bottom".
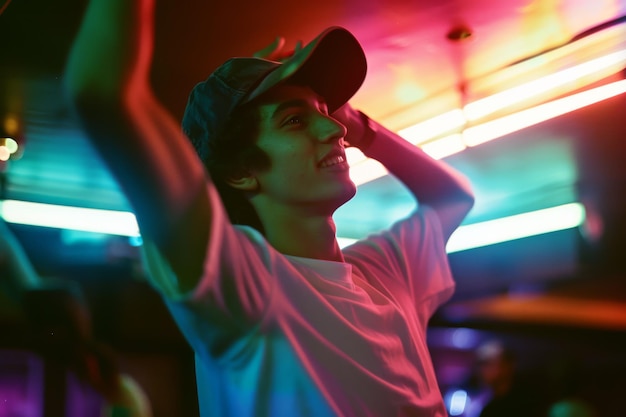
{"left": 344, "top": 205, "right": 445, "bottom": 257}
{"left": 140, "top": 222, "right": 276, "bottom": 300}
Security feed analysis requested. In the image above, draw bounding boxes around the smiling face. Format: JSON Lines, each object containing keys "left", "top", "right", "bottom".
{"left": 245, "top": 83, "right": 357, "bottom": 217}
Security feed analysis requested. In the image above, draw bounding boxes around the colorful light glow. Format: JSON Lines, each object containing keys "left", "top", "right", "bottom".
{"left": 398, "top": 109, "right": 465, "bottom": 145}
{"left": 349, "top": 158, "right": 388, "bottom": 186}
{"left": 3, "top": 114, "right": 19, "bottom": 136}
{"left": 337, "top": 202, "right": 585, "bottom": 252}
{"left": 345, "top": 146, "right": 367, "bottom": 166}
{"left": 352, "top": 46, "right": 626, "bottom": 187}
{"left": 445, "top": 202, "right": 585, "bottom": 253}
{"left": 0, "top": 146, "right": 10, "bottom": 162}
{"left": 0, "top": 200, "right": 586, "bottom": 252}
{"left": 1, "top": 138, "right": 18, "bottom": 154}
{"left": 463, "top": 49, "right": 626, "bottom": 121}
{"left": 420, "top": 134, "right": 466, "bottom": 160}
{"left": 447, "top": 389, "right": 468, "bottom": 416}
{"left": 0, "top": 138, "right": 19, "bottom": 161}
{"left": 463, "top": 79, "right": 626, "bottom": 146}
{"left": 349, "top": 78, "right": 626, "bottom": 186}
{"left": 0, "top": 200, "right": 140, "bottom": 237}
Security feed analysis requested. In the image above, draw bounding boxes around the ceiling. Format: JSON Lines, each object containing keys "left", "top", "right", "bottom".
{"left": 2, "top": 0, "right": 626, "bottom": 338}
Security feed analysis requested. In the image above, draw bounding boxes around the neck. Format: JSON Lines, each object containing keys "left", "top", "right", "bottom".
{"left": 256, "top": 205, "right": 344, "bottom": 262}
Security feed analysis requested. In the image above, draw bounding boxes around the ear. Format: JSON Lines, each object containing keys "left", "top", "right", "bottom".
{"left": 225, "top": 170, "right": 259, "bottom": 192}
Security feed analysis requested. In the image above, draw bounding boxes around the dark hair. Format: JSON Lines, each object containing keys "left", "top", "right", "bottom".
{"left": 203, "top": 102, "right": 270, "bottom": 234}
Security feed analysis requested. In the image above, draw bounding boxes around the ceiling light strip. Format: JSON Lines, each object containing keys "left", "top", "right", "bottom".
{"left": 351, "top": 78, "right": 626, "bottom": 186}
{"left": 0, "top": 200, "right": 140, "bottom": 237}
{"left": 398, "top": 109, "right": 466, "bottom": 145}
{"left": 1, "top": 200, "right": 585, "bottom": 252}
{"left": 445, "top": 202, "right": 585, "bottom": 253}
{"left": 463, "top": 78, "right": 626, "bottom": 146}
{"left": 463, "top": 49, "right": 626, "bottom": 121}
{"left": 339, "top": 202, "right": 585, "bottom": 252}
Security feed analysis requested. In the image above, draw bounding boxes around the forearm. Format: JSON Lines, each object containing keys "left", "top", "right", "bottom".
{"left": 66, "top": 0, "right": 160, "bottom": 228}
{"left": 362, "top": 119, "right": 473, "bottom": 203}
{"left": 64, "top": 0, "right": 207, "bottom": 239}
{"left": 64, "top": 0, "right": 156, "bottom": 97}
{"left": 356, "top": 113, "right": 474, "bottom": 239}
{"left": 64, "top": 0, "right": 210, "bottom": 283}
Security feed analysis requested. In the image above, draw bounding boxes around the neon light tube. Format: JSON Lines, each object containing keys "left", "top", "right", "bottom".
{"left": 420, "top": 134, "right": 466, "bottom": 160}
{"left": 395, "top": 50, "right": 626, "bottom": 146}
{"left": 1, "top": 200, "right": 585, "bottom": 252}
{"left": 398, "top": 109, "right": 466, "bottom": 145}
{"left": 349, "top": 132, "right": 465, "bottom": 185}
{"left": 338, "top": 203, "right": 585, "bottom": 252}
{"left": 463, "top": 79, "right": 626, "bottom": 146}
{"left": 350, "top": 77, "right": 626, "bottom": 186}
{"left": 463, "top": 49, "right": 626, "bottom": 121}
{"left": 0, "top": 200, "right": 140, "bottom": 237}
{"left": 348, "top": 133, "right": 465, "bottom": 186}
{"left": 445, "top": 202, "right": 585, "bottom": 253}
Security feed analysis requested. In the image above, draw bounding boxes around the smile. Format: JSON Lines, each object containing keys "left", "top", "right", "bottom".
{"left": 319, "top": 155, "right": 346, "bottom": 168}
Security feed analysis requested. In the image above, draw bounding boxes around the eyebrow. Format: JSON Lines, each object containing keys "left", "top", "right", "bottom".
{"left": 271, "top": 99, "right": 309, "bottom": 120}
{"left": 269, "top": 97, "right": 329, "bottom": 120}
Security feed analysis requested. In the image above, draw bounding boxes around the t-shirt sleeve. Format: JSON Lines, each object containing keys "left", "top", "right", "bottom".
{"left": 140, "top": 184, "right": 276, "bottom": 330}
{"left": 343, "top": 205, "right": 455, "bottom": 319}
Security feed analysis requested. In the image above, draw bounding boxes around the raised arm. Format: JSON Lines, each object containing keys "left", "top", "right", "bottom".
{"left": 64, "top": 0, "right": 211, "bottom": 285}
{"left": 336, "top": 105, "right": 475, "bottom": 241}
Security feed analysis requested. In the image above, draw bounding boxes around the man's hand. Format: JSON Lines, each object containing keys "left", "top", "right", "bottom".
{"left": 332, "top": 103, "right": 372, "bottom": 151}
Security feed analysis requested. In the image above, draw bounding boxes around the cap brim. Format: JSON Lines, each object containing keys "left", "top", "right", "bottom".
{"left": 244, "top": 27, "right": 367, "bottom": 112}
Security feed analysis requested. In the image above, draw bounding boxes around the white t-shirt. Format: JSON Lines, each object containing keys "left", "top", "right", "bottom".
{"left": 142, "top": 186, "right": 455, "bottom": 417}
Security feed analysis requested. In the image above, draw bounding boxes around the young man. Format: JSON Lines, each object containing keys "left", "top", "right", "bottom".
{"left": 65, "top": 0, "right": 474, "bottom": 416}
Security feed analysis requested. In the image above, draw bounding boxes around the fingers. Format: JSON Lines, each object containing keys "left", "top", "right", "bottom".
{"left": 253, "top": 36, "right": 286, "bottom": 61}
{"left": 332, "top": 104, "right": 366, "bottom": 149}
{"left": 294, "top": 40, "right": 303, "bottom": 53}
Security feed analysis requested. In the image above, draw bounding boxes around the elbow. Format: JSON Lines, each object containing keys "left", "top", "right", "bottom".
{"left": 68, "top": 92, "right": 123, "bottom": 122}
{"left": 65, "top": 74, "right": 118, "bottom": 112}
{"left": 63, "top": 63, "right": 142, "bottom": 120}
{"left": 461, "top": 182, "right": 476, "bottom": 213}
{"left": 459, "top": 183, "right": 476, "bottom": 222}
{"left": 437, "top": 181, "right": 476, "bottom": 241}
{"left": 450, "top": 173, "right": 476, "bottom": 219}
{"left": 64, "top": 75, "right": 138, "bottom": 130}
{"left": 449, "top": 186, "right": 475, "bottom": 225}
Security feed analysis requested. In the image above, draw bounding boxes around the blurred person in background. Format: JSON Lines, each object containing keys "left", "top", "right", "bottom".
{"left": 472, "top": 339, "right": 547, "bottom": 417}
{"left": 0, "top": 218, "right": 152, "bottom": 417}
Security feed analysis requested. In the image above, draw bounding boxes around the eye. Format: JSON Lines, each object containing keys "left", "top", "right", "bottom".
{"left": 282, "top": 114, "right": 304, "bottom": 127}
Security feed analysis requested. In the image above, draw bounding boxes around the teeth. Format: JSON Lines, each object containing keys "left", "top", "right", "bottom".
{"left": 320, "top": 155, "right": 345, "bottom": 168}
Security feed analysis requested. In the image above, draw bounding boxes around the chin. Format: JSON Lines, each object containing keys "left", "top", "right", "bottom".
{"left": 314, "top": 179, "right": 357, "bottom": 212}
{"left": 335, "top": 181, "right": 357, "bottom": 206}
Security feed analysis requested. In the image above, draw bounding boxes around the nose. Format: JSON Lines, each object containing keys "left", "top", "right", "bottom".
{"left": 315, "top": 113, "right": 347, "bottom": 144}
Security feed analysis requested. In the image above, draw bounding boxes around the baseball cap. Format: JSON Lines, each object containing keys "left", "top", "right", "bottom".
{"left": 182, "top": 26, "right": 367, "bottom": 163}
